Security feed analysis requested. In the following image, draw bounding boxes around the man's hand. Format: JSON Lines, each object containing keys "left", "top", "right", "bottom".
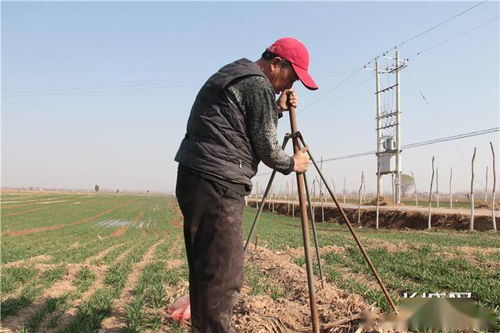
{"left": 293, "top": 146, "right": 309, "bottom": 173}
{"left": 277, "top": 89, "right": 298, "bottom": 112}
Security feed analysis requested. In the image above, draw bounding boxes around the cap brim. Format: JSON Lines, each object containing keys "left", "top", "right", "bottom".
{"left": 292, "top": 63, "right": 318, "bottom": 90}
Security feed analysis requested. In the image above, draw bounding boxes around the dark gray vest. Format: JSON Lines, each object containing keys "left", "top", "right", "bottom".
{"left": 175, "top": 58, "right": 267, "bottom": 187}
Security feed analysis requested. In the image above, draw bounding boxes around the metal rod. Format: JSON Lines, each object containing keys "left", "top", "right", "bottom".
{"left": 375, "top": 83, "right": 398, "bottom": 94}
{"left": 320, "top": 158, "right": 325, "bottom": 222}
{"left": 303, "top": 172, "right": 325, "bottom": 288}
{"left": 376, "top": 111, "right": 398, "bottom": 119}
{"left": 298, "top": 134, "right": 399, "bottom": 314}
{"left": 395, "top": 50, "right": 402, "bottom": 204}
{"left": 490, "top": 141, "right": 497, "bottom": 232}
{"left": 244, "top": 137, "right": 290, "bottom": 252}
{"left": 376, "top": 162, "right": 381, "bottom": 230}
{"left": 289, "top": 107, "right": 320, "bottom": 333}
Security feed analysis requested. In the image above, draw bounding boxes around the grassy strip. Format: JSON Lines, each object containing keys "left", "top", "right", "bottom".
{"left": 23, "top": 295, "right": 70, "bottom": 332}
{"left": 0, "top": 194, "right": 183, "bottom": 331}
{"left": 1, "top": 266, "right": 67, "bottom": 318}
{"left": 1, "top": 195, "right": 80, "bottom": 210}
{"left": 294, "top": 253, "right": 398, "bottom": 313}
{"left": 1, "top": 285, "right": 41, "bottom": 319}
{"left": 244, "top": 206, "right": 500, "bottom": 248}
{"left": 243, "top": 207, "right": 500, "bottom": 266}
{"left": 359, "top": 228, "right": 500, "bottom": 249}
{"left": 125, "top": 262, "right": 169, "bottom": 332}
{"left": 2, "top": 195, "right": 175, "bottom": 257}
{"left": 1, "top": 266, "right": 38, "bottom": 294}
{"left": 1, "top": 194, "right": 58, "bottom": 202}
{"left": 2, "top": 205, "right": 127, "bottom": 264}
{"left": 58, "top": 288, "right": 116, "bottom": 333}
{"left": 1, "top": 196, "right": 151, "bottom": 264}
{"left": 96, "top": 243, "right": 135, "bottom": 265}
{"left": 245, "top": 207, "right": 499, "bottom": 312}
{"left": 345, "top": 245, "right": 500, "bottom": 309}
{"left": 302, "top": 245, "right": 499, "bottom": 312}
{"left": 152, "top": 239, "right": 174, "bottom": 259}
{"left": 59, "top": 238, "right": 160, "bottom": 332}
{"left": 316, "top": 251, "right": 398, "bottom": 312}
{"left": 73, "top": 266, "right": 97, "bottom": 293}
{"left": 13, "top": 266, "right": 98, "bottom": 332}
{"left": 2, "top": 195, "right": 116, "bottom": 231}
{"left": 124, "top": 237, "right": 188, "bottom": 333}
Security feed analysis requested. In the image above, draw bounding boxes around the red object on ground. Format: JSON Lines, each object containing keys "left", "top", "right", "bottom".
{"left": 167, "top": 294, "right": 191, "bottom": 323}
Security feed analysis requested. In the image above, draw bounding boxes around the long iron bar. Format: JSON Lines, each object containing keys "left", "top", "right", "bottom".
{"left": 298, "top": 133, "right": 399, "bottom": 314}
{"left": 244, "top": 136, "right": 290, "bottom": 252}
{"left": 289, "top": 107, "right": 320, "bottom": 333}
{"left": 243, "top": 135, "right": 325, "bottom": 283}
{"left": 244, "top": 135, "right": 325, "bottom": 288}
{"left": 303, "top": 172, "right": 325, "bottom": 288}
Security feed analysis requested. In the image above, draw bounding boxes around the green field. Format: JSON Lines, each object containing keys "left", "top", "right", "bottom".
{"left": 1, "top": 192, "right": 499, "bottom": 332}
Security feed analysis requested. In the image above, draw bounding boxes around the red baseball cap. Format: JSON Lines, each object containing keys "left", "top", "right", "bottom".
{"left": 266, "top": 37, "right": 318, "bottom": 90}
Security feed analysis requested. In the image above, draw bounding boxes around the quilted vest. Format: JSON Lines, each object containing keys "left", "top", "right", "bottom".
{"left": 175, "top": 58, "right": 268, "bottom": 187}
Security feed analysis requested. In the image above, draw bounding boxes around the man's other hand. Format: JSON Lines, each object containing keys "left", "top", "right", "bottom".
{"left": 277, "top": 89, "right": 298, "bottom": 112}
{"left": 293, "top": 146, "right": 309, "bottom": 173}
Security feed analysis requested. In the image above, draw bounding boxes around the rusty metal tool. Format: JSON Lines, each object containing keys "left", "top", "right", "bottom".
{"left": 303, "top": 173, "right": 325, "bottom": 288}
{"left": 298, "top": 132, "right": 399, "bottom": 314}
{"left": 243, "top": 132, "right": 325, "bottom": 286}
{"left": 244, "top": 108, "right": 322, "bottom": 332}
{"left": 244, "top": 136, "right": 325, "bottom": 290}
{"left": 289, "top": 106, "right": 320, "bottom": 333}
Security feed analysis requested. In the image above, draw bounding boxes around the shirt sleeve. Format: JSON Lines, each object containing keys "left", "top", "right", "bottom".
{"left": 226, "top": 76, "right": 294, "bottom": 175}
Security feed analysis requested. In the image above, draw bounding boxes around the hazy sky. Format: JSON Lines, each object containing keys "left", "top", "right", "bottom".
{"left": 2, "top": 1, "right": 499, "bottom": 194}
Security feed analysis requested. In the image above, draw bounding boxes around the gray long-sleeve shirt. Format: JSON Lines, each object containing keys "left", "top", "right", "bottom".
{"left": 226, "top": 76, "right": 294, "bottom": 175}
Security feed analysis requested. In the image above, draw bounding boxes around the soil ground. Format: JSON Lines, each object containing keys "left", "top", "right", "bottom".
{"left": 247, "top": 199, "right": 499, "bottom": 231}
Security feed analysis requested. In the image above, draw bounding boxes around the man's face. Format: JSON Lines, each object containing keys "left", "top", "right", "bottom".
{"left": 269, "top": 59, "right": 299, "bottom": 94}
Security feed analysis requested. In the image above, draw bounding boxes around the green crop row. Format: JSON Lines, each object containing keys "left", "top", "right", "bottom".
{"left": 1, "top": 266, "right": 67, "bottom": 318}
{"left": 243, "top": 207, "right": 499, "bottom": 313}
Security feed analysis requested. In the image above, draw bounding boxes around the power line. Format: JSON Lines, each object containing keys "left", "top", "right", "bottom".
{"left": 300, "top": 77, "right": 372, "bottom": 125}
{"left": 368, "top": 0, "right": 489, "bottom": 65}
{"left": 3, "top": 3, "right": 491, "bottom": 100}
{"left": 2, "top": 68, "right": 366, "bottom": 97}
{"left": 324, "top": 127, "right": 499, "bottom": 162}
{"left": 2, "top": 77, "right": 206, "bottom": 92}
{"left": 301, "top": 1, "right": 489, "bottom": 115}
{"left": 254, "top": 127, "right": 499, "bottom": 177}
{"left": 404, "top": 127, "right": 499, "bottom": 149}
{"left": 405, "top": 69, "right": 477, "bottom": 173}
{"left": 2, "top": 77, "right": 207, "bottom": 97}
{"left": 2, "top": 66, "right": 361, "bottom": 95}
{"left": 299, "top": 68, "right": 365, "bottom": 113}
{"left": 405, "top": 16, "right": 499, "bottom": 61}
{"left": 398, "top": 1, "right": 488, "bottom": 48}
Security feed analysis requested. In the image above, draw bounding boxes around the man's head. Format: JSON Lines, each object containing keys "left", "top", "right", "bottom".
{"left": 256, "top": 37, "right": 318, "bottom": 94}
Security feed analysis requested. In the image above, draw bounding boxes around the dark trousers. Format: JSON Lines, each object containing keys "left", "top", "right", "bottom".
{"left": 176, "top": 167, "right": 245, "bottom": 333}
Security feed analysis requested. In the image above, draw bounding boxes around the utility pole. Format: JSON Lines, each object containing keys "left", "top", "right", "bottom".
{"left": 395, "top": 50, "right": 402, "bottom": 204}
{"left": 374, "top": 50, "right": 405, "bottom": 204}
{"left": 320, "top": 157, "right": 325, "bottom": 222}
{"left": 485, "top": 166, "right": 489, "bottom": 203}
{"left": 343, "top": 177, "right": 346, "bottom": 203}
{"left": 449, "top": 167, "right": 453, "bottom": 209}
{"left": 375, "top": 61, "right": 382, "bottom": 206}
{"left": 436, "top": 168, "right": 440, "bottom": 208}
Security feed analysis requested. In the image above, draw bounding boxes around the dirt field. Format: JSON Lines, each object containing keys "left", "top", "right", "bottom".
{"left": 1, "top": 192, "right": 498, "bottom": 332}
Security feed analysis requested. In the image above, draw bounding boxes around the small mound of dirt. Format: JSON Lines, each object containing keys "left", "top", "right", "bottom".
{"left": 474, "top": 202, "right": 499, "bottom": 210}
{"left": 233, "top": 247, "right": 379, "bottom": 332}
{"left": 368, "top": 196, "right": 389, "bottom": 206}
